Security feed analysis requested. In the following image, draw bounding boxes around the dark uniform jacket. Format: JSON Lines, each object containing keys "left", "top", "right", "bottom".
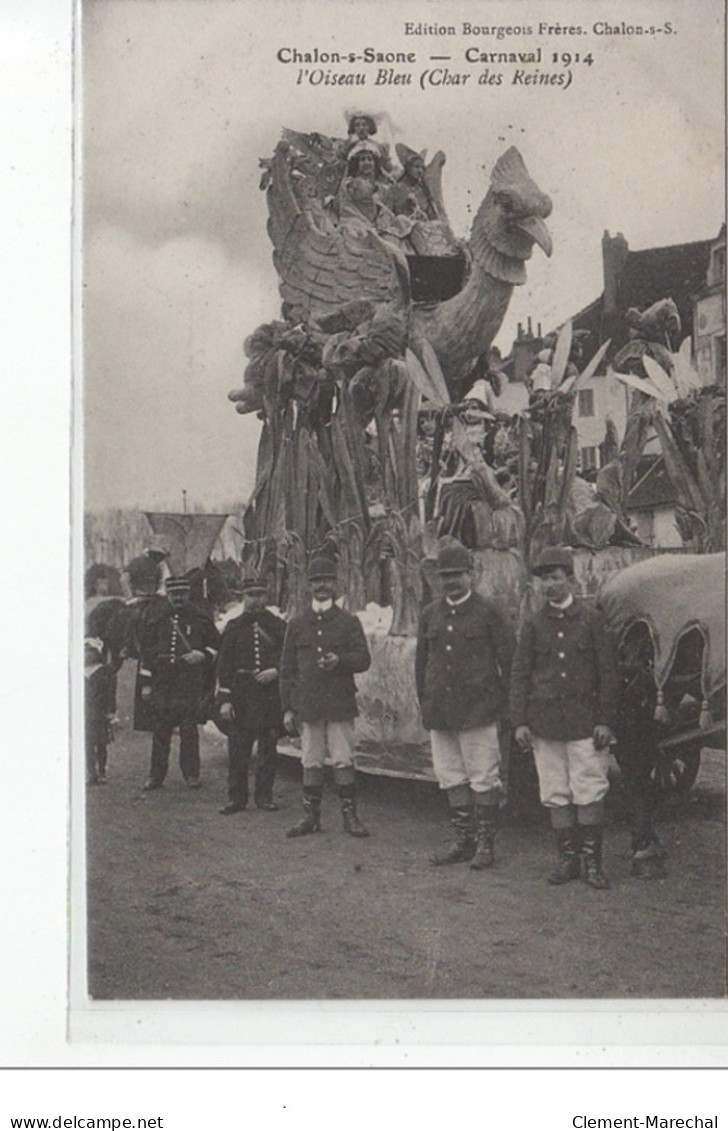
{"left": 509, "top": 598, "right": 618, "bottom": 741}
{"left": 215, "top": 608, "right": 287, "bottom": 732}
{"left": 137, "top": 598, "right": 220, "bottom": 725}
{"left": 280, "top": 604, "right": 371, "bottom": 723}
{"left": 415, "top": 590, "right": 515, "bottom": 732}
{"left": 129, "top": 595, "right": 164, "bottom": 731}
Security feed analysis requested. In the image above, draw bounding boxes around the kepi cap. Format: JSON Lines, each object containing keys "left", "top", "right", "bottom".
{"left": 240, "top": 576, "right": 267, "bottom": 594}
{"left": 164, "top": 575, "right": 192, "bottom": 593}
{"left": 308, "top": 556, "right": 337, "bottom": 581}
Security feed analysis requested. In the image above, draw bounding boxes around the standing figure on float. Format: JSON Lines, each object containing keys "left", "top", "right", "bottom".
{"left": 336, "top": 110, "right": 393, "bottom": 175}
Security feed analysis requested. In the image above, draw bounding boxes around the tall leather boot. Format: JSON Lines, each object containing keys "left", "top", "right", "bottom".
{"left": 338, "top": 782, "right": 370, "bottom": 838}
{"left": 430, "top": 803, "right": 475, "bottom": 865}
{"left": 285, "top": 785, "right": 322, "bottom": 837}
{"left": 580, "top": 826, "right": 610, "bottom": 889}
{"left": 547, "top": 806, "right": 580, "bottom": 885}
{"left": 577, "top": 801, "right": 610, "bottom": 889}
{"left": 548, "top": 827, "right": 581, "bottom": 885}
{"left": 470, "top": 803, "right": 499, "bottom": 870}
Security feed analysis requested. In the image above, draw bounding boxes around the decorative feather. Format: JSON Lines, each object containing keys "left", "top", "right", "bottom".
{"left": 569, "top": 339, "right": 612, "bottom": 393}
{"left": 612, "top": 368, "right": 669, "bottom": 403}
{"left": 550, "top": 321, "right": 573, "bottom": 388}
{"left": 672, "top": 336, "right": 702, "bottom": 397}
{"left": 418, "top": 339, "right": 452, "bottom": 406}
{"left": 405, "top": 348, "right": 448, "bottom": 407}
{"left": 641, "top": 354, "right": 678, "bottom": 403}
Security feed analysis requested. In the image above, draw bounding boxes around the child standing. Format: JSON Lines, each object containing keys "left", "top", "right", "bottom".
{"left": 85, "top": 637, "right": 116, "bottom": 785}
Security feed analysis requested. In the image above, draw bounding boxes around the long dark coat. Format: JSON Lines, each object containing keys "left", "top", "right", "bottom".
{"left": 509, "top": 598, "right": 618, "bottom": 741}
{"left": 129, "top": 595, "right": 166, "bottom": 731}
{"left": 216, "top": 608, "right": 287, "bottom": 732}
{"left": 135, "top": 598, "right": 220, "bottom": 731}
{"left": 415, "top": 591, "right": 514, "bottom": 731}
{"left": 280, "top": 605, "right": 371, "bottom": 723}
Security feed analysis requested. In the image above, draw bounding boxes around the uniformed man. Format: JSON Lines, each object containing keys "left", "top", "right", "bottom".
{"left": 280, "top": 557, "right": 372, "bottom": 838}
{"left": 415, "top": 542, "right": 515, "bottom": 869}
{"left": 509, "top": 547, "right": 618, "bottom": 889}
{"left": 215, "top": 577, "right": 287, "bottom": 815}
{"left": 138, "top": 575, "right": 220, "bottom": 791}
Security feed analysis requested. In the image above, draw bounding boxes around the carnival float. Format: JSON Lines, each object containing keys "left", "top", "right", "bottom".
{"left": 228, "top": 111, "right": 726, "bottom": 782}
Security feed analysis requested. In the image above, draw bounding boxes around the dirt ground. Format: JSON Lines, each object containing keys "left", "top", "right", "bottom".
{"left": 85, "top": 665, "right": 727, "bottom": 1001}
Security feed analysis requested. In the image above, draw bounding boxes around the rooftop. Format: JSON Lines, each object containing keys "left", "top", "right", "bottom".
{"left": 572, "top": 237, "right": 714, "bottom": 357}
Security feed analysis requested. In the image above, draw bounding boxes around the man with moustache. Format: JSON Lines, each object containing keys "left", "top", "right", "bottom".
{"left": 415, "top": 542, "right": 514, "bottom": 869}
{"left": 138, "top": 575, "right": 220, "bottom": 791}
{"left": 280, "top": 556, "right": 372, "bottom": 839}
{"left": 215, "top": 576, "right": 287, "bottom": 815}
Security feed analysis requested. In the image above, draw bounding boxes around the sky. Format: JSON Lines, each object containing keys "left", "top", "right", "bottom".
{"left": 82, "top": 0, "right": 725, "bottom": 512}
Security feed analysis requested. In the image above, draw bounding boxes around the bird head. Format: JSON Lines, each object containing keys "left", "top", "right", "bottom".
{"left": 476, "top": 148, "right": 552, "bottom": 280}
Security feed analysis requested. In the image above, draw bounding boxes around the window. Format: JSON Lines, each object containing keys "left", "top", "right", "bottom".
{"left": 711, "top": 246, "right": 726, "bottom": 286}
{"left": 580, "top": 446, "right": 598, "bottom": 471}
{"left": 577, "top": 388, "right": 594, "bottom": 417}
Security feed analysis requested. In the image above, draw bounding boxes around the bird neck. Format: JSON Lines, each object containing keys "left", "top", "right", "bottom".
{"left": 414, "top": 263, "right": 513, "bottom": 377}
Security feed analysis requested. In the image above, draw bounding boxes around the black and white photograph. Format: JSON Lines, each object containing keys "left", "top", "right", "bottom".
{"left": 74, "top": 0, "right": 725, "bottom": 1040}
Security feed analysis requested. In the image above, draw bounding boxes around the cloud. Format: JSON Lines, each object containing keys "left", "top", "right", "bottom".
{"left": 83, "top": 0, "right": 277, "bottom": 258}
{"left": 81, "top": 0, "right": 725, "bottom": 513}
{"left": 84, "top": 225, "right": 271, "bottom": 510}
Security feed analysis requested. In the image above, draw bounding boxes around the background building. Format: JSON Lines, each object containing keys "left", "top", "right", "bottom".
{"left": 693, "top": 224, "right": 726, "bottom": 387}
{"left": 496, "top": 227, "right": 724, "bottom": 473}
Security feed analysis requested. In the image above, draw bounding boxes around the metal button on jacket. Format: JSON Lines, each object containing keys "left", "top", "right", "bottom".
{"left": 415, "top": 590, "right": 515, "bottom": 732}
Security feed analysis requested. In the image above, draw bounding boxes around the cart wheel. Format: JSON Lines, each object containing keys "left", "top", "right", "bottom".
{"left": 650, "top": 743, "right": 702, "bottom": 797}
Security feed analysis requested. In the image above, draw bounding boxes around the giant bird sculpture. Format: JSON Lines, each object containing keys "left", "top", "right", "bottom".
{"left": 259, "top": 141, "right": 552, "bottom": 400}
{"left": 230, "top": 135, "right": 553, "bottom": 621}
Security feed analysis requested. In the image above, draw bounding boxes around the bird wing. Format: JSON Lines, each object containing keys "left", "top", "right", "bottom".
{"left": 266, "top": 146, "right": 409, "bottom": 323}
{"left": 281, "top": 127, "right": 341, "bottom": 167}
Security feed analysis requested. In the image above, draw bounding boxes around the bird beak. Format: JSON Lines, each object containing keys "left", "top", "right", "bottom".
{"left": 516, "top": 216, "right": 552, "bottom": 257}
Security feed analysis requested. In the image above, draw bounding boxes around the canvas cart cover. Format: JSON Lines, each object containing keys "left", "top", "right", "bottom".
{"left": 144, "top": 512, "right": 229, "bottom": 576}
{"left": 597, "top": 552, "right": 726, "bottom": 700}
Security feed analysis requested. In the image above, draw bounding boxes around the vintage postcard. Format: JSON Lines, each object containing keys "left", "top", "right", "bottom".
{"left": 73, "top": 0, "right": 726, "bottom": 1051}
